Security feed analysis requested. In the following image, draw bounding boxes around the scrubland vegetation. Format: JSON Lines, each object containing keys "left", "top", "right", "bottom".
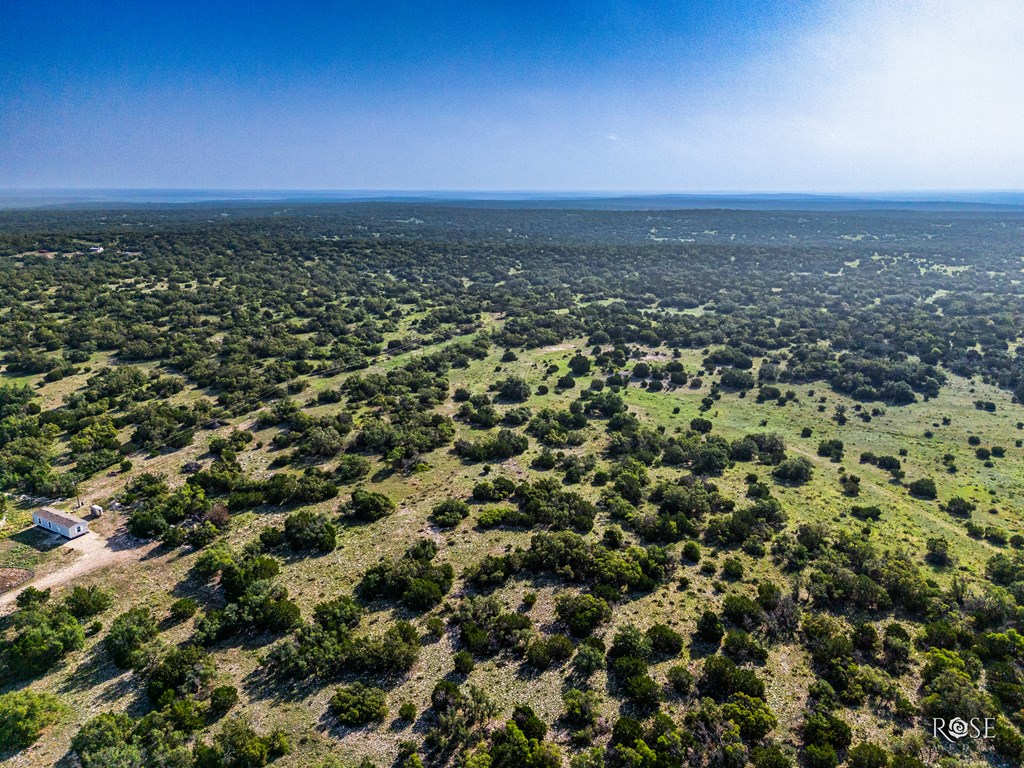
{"left": 1, "top": 205, "right": 1023, "bottom": 767}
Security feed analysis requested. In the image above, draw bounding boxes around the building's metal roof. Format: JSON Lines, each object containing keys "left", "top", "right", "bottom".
{"left": 35, "top": 507, "right": 88, "bottom": 528}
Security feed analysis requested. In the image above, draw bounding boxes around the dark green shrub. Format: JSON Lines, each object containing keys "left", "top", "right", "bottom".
{"left": 690, "top": 418, "right": 713, "bottom": 434}
{"left": 751, "top": 744, "right": 793, "bottom": 768}
{"left": 336, "top": 454, "right": 372, "bottom": 483}
{"left": 908, "top": 478, "right": 937, "bottom": 500}
{"left": 431, "top": 498, "right": 470, "bottom": 527}
{"left": 146, "top": 645, "right": 215, "bottom": 705}
{"left": 498, "top": 376, "right": 531, "bottom": 402}
{"left": 526, "top": 634, "right": 573, "bottom": 668}
{"left": 817, "top": 439, "right": 844, "bottom": 462}
{"left": 168, "top": 602, "right": 196, "bottom": 626}
{"left": 696, "top": 610, "right": 725, "bottom": 644}
{"left": 259, "top": 526, "right": 285, "bottom": 549}
{"left": 187, "top": 520, "right": 220, "bottom": 548}
{"left": 284, "top": 509, "right": 337, "bottom": 552}
{"left": 350, "top": 488, "right": 396, "bottom": 522}
{"left": 330, "top": 683, "right": 388, "bottom": 726}
{"left": 555, "top": 593, "right": 611, "bottom": 637}
{"left": 666, "top": 664, "right": 694, "bottom": 695}
{"left": 512, "top": 704, "right": 548, "bottom": 741}
{"left": 623, "top": 674, "right": 660, "bottom": 708}
{"left": 453, "top": 650, "right": 475, "bottom": 674}
{"left": 209, "top": 685, "right": 239, "bottom": 717}
{"left": 722, "top": 557, "right": 744, "bottom": 580}
{"left": 646, "top": 623, "right": 683, "bottom": 656}
{"left": 773, "top": 457, "right": 813, "bottom": 484}
{"left": 104, "top": 606, "right": 158, "bottom": 669}
{"left": 722, "top": 692, "right": 777, "bottom": 741}
{"left": 63, "top": 585, "right": 113, "bottom": 619}
{"left": 847, "top": 742, "right": 889, "bottom": 768}
{"left": 573, "top": 640, "right": 606, "bottom": 676}
{"left": 946, "top": 496, "right": 976, "bottom": 518}
{"left": 723, "top": 630, "right": 769, "bottom": 663}
{"left": 360, "top": 540, "right": 454, "bottom": 611}
{"left": 803, "top": 745, "right": 838, "bottom": 768}
{"left": 803, "top": 711, "right": 852, "bottom": 751}
{"left": 682, "top": 541, "right": 701, "bottom": 562}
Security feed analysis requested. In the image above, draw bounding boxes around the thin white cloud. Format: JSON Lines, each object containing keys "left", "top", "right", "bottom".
{"left": 669, "top": 0, "right": 1024, "bottom": 190}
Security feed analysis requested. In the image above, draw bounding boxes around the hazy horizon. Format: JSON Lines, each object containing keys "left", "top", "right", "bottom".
{"left": 4, "top": 188, "right": 1024, "bottom": 213}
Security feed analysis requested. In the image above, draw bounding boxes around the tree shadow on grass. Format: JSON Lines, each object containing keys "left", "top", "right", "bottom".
{"left": 58, "top": 644, "right": 125, "bottom": 695}
{"left": 56, "top": 648, "right": 148, "bottom": 712}
{"left": 688, "top": 636, "right": 720, "bottom": 660}
{"left": 170, "top": 567, "right": 218, "bottom": 601}
{"left": 241, "top": 664, "right": 309, "bottom": 705}
{"left": 242, "top": 656, "right": 414, "bottom": 710}
{"left": 6, "top": 527, "right": 63, "bottom": 553}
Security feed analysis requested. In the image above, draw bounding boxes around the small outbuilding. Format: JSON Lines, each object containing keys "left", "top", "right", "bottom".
{"left": 33, "top": 507, "right": 89, "bottom": 539}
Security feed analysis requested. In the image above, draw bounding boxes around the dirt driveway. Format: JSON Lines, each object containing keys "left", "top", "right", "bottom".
{"left": 0, "top": 529, "right": 158, "bottom": 612}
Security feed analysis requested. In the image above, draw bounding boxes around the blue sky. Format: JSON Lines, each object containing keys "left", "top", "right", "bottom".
{"left": 2, "top": 1, "right": 1022, "bottom": 191}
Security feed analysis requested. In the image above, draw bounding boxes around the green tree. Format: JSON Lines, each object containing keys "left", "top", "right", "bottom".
{"left": 104, "top": 606, "right": 158, "bottom": 669}
{"left": 284, "top": 509, "right": 337, "bottom": 552}
{"left": 0, "top": 690, "right": 66, "bottom": 751}
{"left": 330, "top": 683, "right": 388, "bottom": 726}
{"left": 350, "top": 488, "right": 396, "bottom": 522}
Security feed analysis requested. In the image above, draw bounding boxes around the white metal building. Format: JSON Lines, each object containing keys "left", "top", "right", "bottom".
{"left": 32, "top": 507, "right": 89, "bottom": 539}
